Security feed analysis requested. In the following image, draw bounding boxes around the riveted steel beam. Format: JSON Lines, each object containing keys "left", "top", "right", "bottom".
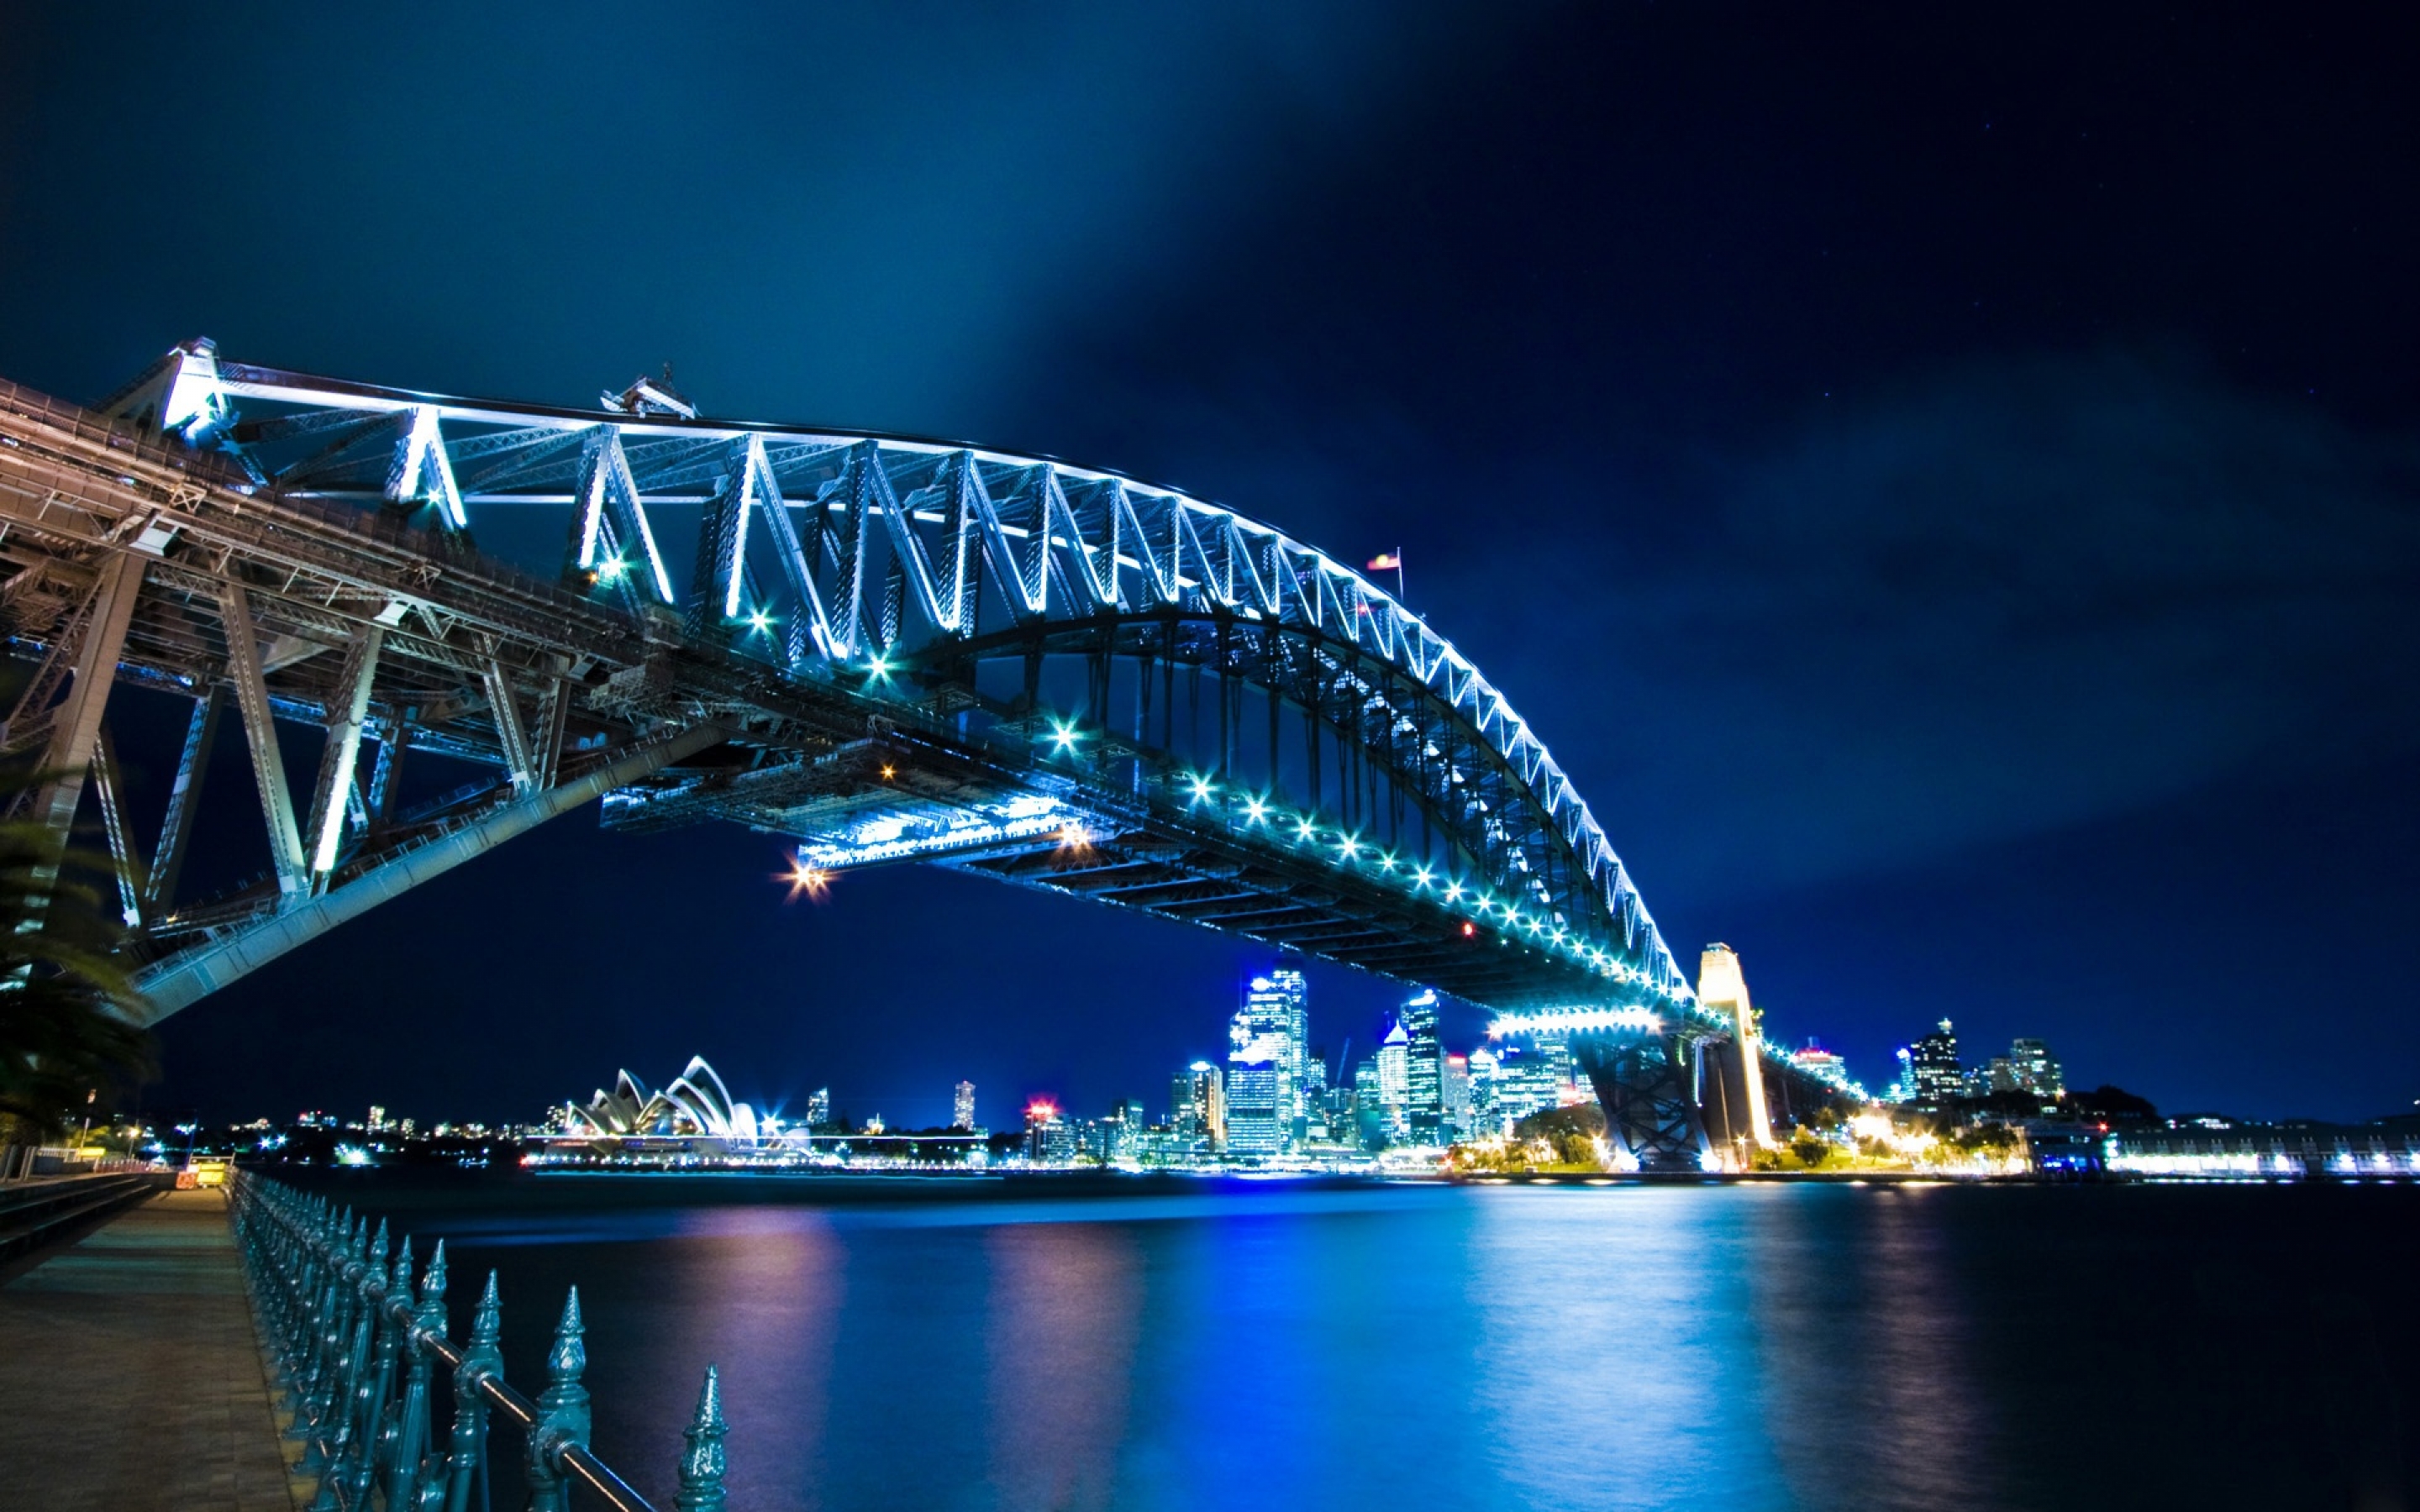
{"left": 218, "top": 580, "right": 310, "bottom": 900}
{"left": 132, "top": 721, "right": 729, "bottom": 1021}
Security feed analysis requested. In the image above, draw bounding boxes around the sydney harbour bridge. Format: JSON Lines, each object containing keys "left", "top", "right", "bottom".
{"left": 0, "top": 339, "right": 1828, "bottom": 1169}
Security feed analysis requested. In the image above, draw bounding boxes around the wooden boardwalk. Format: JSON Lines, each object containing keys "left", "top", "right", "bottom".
{"left": 0, "top": 1187, "right": 305, "bottom": 1511}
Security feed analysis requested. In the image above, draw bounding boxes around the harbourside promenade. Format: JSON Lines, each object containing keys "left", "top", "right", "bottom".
{"left": 0, "top": 1187, "right": 304, "bottom": 1511}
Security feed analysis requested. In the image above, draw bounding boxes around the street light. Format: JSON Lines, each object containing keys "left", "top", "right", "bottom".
{"left": 175, "top": 1122, "right": 199, "bottom": 1168}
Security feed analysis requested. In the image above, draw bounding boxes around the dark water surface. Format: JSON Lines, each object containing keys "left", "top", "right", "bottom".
{"left": 300, "top": 1173, "right": 2415, "bottom": 1511}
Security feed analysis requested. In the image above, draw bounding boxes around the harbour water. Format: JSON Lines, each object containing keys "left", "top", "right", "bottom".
{"left": 309, "top": 1174, "right": 2415, "bottom": 1511}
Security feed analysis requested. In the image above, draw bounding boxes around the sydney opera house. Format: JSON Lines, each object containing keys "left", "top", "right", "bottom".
{"left": 550, "top": 1056, "right": 787, "bottom": 1153}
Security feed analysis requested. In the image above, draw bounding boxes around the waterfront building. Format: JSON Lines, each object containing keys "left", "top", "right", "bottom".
{"left": 2011, "top": 1038, "right": 2065, "bottom": 1100}
{"left": 1908, "top": 1020, "right": 1962, "bottom": 1109}
{"left": 562, "top": 1056, "right": 765, "bottom": 1145}
{"left": 1171, "top": 1061, "right": 1225, "bottom": 1150}
{"left": 1376, "top": 1020, "right": 1411, "bottom": 1142}
{"left": 1235, "top": 970, "right": 1309, "bottom": 1150}
{"left": 1354, "top": 1058, "right": 1386, "bottom": 1148}
{"left": 1485, "top": 1042, "right": 1565, "bottom": 1130}
{"left": 953, "top": 1080, "right": 976, "bottom": 1131}
{"left": 1465, "top": 1045, "right": 1502, "bottom": 1134}
{"left": 367, "top": 1105, "right": 387, "bottom": 1132}
{"left": 806, "top": 1088, "right": 831, "bottom": 1127}
{"left": 1399, "top": 990, "right": 1444, "bottom": 1141}
{"left": 1226, "top": 1062, "right": 1284, "bottom": 1157}
{"left": 1024, "top": 1100, "right": 1073, "bottom": 1163}
{"left": 1443, "top": 1053, "right": 1473, "bottom": 1142}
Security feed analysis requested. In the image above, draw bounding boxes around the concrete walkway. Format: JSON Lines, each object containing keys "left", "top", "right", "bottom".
{"left": 0, "top": 1188, "right": 304, "bottom": 1511}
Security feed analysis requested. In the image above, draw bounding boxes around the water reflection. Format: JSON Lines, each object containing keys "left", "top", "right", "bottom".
{"left": 370, "top": 1178, "right": 2414, "bottom": 1512}
{"left": 986, "top": 1222, "right": 1143, "bottom": 1510}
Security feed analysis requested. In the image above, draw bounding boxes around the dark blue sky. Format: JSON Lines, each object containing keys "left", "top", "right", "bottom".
{"left": 3, "top": 4, "right": 2413, "bottom": 1126}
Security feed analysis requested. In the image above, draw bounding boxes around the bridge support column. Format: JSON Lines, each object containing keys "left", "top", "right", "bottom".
{"left": 88, "top": 723, "right": 145, "bottom": 927}
{"left": 217, "top": 581, "right": 310, "bottom": 901}
{"left": 130, "top": 722, "right": 729, "bottom": 1021}
{"left": 1575, "top": 1034, "right": 1711, "bottom": 1173}
{"left": 302, "top": 627, "right": 382, "bottom": 879}
{"left": 146, "top": 685, "right": 223, "bottom": 914}
{"left": 29, "top": 552, "right": 144, "bottom": 851}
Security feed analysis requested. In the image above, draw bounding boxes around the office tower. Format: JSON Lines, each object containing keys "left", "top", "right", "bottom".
{"left": 1024, "top": 1100, "right": 1071, "bottom": 1163}
{"left": 2010, "top": 1038, "right": 2065, "bottom": 1100}
{"left": 1353, "top": 1057, "right": 1386, "bottom": 1149}
{"left": 367, "top": 1105, "right": 387, "bottom": 1132}
{"left": 806, "top": 1087, "right": 832, "bottom": 1127}
{"left": 1172, "top": 1061, "right": 1225, "bottom": 1150}
{"left": 1908, "top": 1020, "right": 1961, "bottom": 1108}
{"left": 1465, "top": 1045, "right": 1502, "bottom": 1135}
{"left": 1398, "top": 990, "right": 1444, "bottom": 1141}
{"left": 1376, "top": 1019, "right": 1410, "bottom": 1142}
{"left": 953, "top": 1080, "right": 976, "bottom": 1131}
{"left": 1226, "top": 1062, "right": 1283, "bottom": 1157}
{"left": 1443, "top": 1053, "right": 1472, "bottom": 1141}
{"left": 1237, "top": 970, "right": 1308, "bottom": 1147}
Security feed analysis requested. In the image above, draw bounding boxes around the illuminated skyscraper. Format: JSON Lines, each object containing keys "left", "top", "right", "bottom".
{"left": 1398, "top": 990, "right": 1444, "bottom": 1141}
{"left": 953, "top": 1080, "right": 976, "bottom": 1131}
{"left": 2011, "top": 1038, "right": 2065, "bottom": 1100}
{"left": 1237, "top": 969, "right": 1309, "bottom": 1143}
{"left": 1171, "top": 1061, "right": 1225, "bottom": 1150}
{"left": 807, "top": 1087, "right": 832, "bottom": 1127}
{"left": 1376, "top": 1020, "right": 1410, "bottom": 1142}
{"left": 1443, "top": 1054, "right": 1472, "bottom": 1141}
{"left": 1908, "top": 1021, "right": 1962, "bottom": 1109}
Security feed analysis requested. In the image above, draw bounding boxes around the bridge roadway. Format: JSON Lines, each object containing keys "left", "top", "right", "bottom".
{"left": 0, "top": 342, "right": 1803, "bottom": 1166}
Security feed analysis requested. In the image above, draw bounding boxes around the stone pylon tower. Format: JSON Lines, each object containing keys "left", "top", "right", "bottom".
{"left": 1698, "top": 944, "right": 1776, "bottom": 1153}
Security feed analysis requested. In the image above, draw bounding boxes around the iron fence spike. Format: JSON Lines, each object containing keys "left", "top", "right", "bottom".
{"left": 675, "top": 1363, "right": 728, "bottom": 1512}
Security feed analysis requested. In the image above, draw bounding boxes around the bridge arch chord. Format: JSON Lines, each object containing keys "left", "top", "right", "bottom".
{"left": 114, "top": 344, "right": 1701, "bottom": 1024}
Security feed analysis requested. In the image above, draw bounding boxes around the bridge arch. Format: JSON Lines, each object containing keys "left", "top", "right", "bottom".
{"left": 0, "top": 341, "right": 1739, "bottom": 1164}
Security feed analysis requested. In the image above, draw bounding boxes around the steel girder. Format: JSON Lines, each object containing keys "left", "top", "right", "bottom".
{"left": 3, "top": 343, "right": 1707, "bottom": 1033}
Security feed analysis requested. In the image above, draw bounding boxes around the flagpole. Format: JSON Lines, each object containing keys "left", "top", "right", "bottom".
{"left": 1395, "top": 548, "right": 1404, "bottom": 600}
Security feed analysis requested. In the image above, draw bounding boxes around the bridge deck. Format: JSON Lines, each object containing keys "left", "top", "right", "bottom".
{"left": 0, "top": 1188, "right": 302, "bottom": 1511}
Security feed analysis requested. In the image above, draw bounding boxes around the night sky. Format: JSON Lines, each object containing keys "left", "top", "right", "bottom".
{"left": 2, "top": 5, "right": 2413, "bottom": 1128}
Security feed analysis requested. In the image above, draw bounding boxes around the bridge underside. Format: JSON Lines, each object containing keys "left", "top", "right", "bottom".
{"left": 597, "top": 725, "right": 1615, "bottom": 1012}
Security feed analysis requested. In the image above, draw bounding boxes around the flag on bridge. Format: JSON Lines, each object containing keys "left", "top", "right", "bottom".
{"left": 1366, "top": 551, "right": 1401, "bottom": 572}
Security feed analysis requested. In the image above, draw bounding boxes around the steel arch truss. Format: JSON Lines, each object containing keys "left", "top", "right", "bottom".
{"left": 3, "top": 342, "right": 1702, "bottom": 1028}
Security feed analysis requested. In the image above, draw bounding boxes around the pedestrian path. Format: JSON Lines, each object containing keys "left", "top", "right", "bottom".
{"left": 0, "top": 1187, "right": 304, "bottom": 1511}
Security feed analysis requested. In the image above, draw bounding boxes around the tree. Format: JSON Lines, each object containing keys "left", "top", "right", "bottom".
{"left": 0, "top": 768, "right": 153, "bottom": 1142}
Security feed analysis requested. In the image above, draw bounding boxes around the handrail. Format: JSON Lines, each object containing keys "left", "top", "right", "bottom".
{"left": 230, "top": 1171, "right": 727, "bottom": 1512}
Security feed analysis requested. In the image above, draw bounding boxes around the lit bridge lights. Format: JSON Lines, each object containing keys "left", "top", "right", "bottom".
{"left": 2, "top": 341, "right": 1705, "bottom": 1042}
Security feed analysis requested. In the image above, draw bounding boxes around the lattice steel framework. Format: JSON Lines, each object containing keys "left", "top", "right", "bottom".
{"left": 0, "top": 342, "right": 1712, "bottom": 1068}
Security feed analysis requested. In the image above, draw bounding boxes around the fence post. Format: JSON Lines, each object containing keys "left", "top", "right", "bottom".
{"left": 443, "top": 1272, "right": 504, "bottom": 1512}
{"left": 527, "top": 1287, "right": 592, "bottom": 1512}
{"left": 675, "top": 1365, "right": 728, "bottom": 1512}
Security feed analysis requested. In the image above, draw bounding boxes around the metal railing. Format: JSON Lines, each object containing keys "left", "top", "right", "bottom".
{"left": 232, "top": 1172, "right": 728, "bottom": 1512}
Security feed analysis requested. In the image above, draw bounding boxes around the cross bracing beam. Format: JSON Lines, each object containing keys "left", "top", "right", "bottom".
{"left": 1, "top": 349, "right": 1703, "bottom": 1031}
{"left": 130, "top": 721, "right": 729, "bottom": 1021}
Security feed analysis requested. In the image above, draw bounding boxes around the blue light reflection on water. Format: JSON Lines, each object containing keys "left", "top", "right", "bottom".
{"left": 340, "top": 1178, "right": 2416, "bottom": 1511}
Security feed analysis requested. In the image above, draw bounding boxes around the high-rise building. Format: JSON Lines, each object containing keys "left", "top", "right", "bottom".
{"left": 953, "top": 1080, "right": 976, "bottom": 1131}
{"left": 1907, "top": 1020, "right": 1962, "bottom": 1109}
{"left": 806, "top": 1088, "right": 832, "bottom": 1127}
{"left": 1171, "top": 1061, "right": 1225, "bottom": 1149}
{"left": 1225, "top": 1063, "right": 1283, "bottom": 1157}
{"left": 1024, "top": 1100, "right": 1072, "bottom": 1163}
{"left": 367, "top": 1105, "right": 387, "bottom": 1132}
{"left": 1443, "top": 1053, "right": 1473, "bottom": 1141}
{"left": 1235, "top": 970, "right": 1308, "bottom": 1148}
{"left": 2010, "top": 1038, "right": 2065, "bottom": 1100}
{"left": 1376, "top": 1020, "right": 1410, "bottom": 1142}
{"left": 1353, "top": 1057, "right": 1386, "bottom": 1149}
{"left": 1397, "top": 990, "right": 1444, "bottom": 1141}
